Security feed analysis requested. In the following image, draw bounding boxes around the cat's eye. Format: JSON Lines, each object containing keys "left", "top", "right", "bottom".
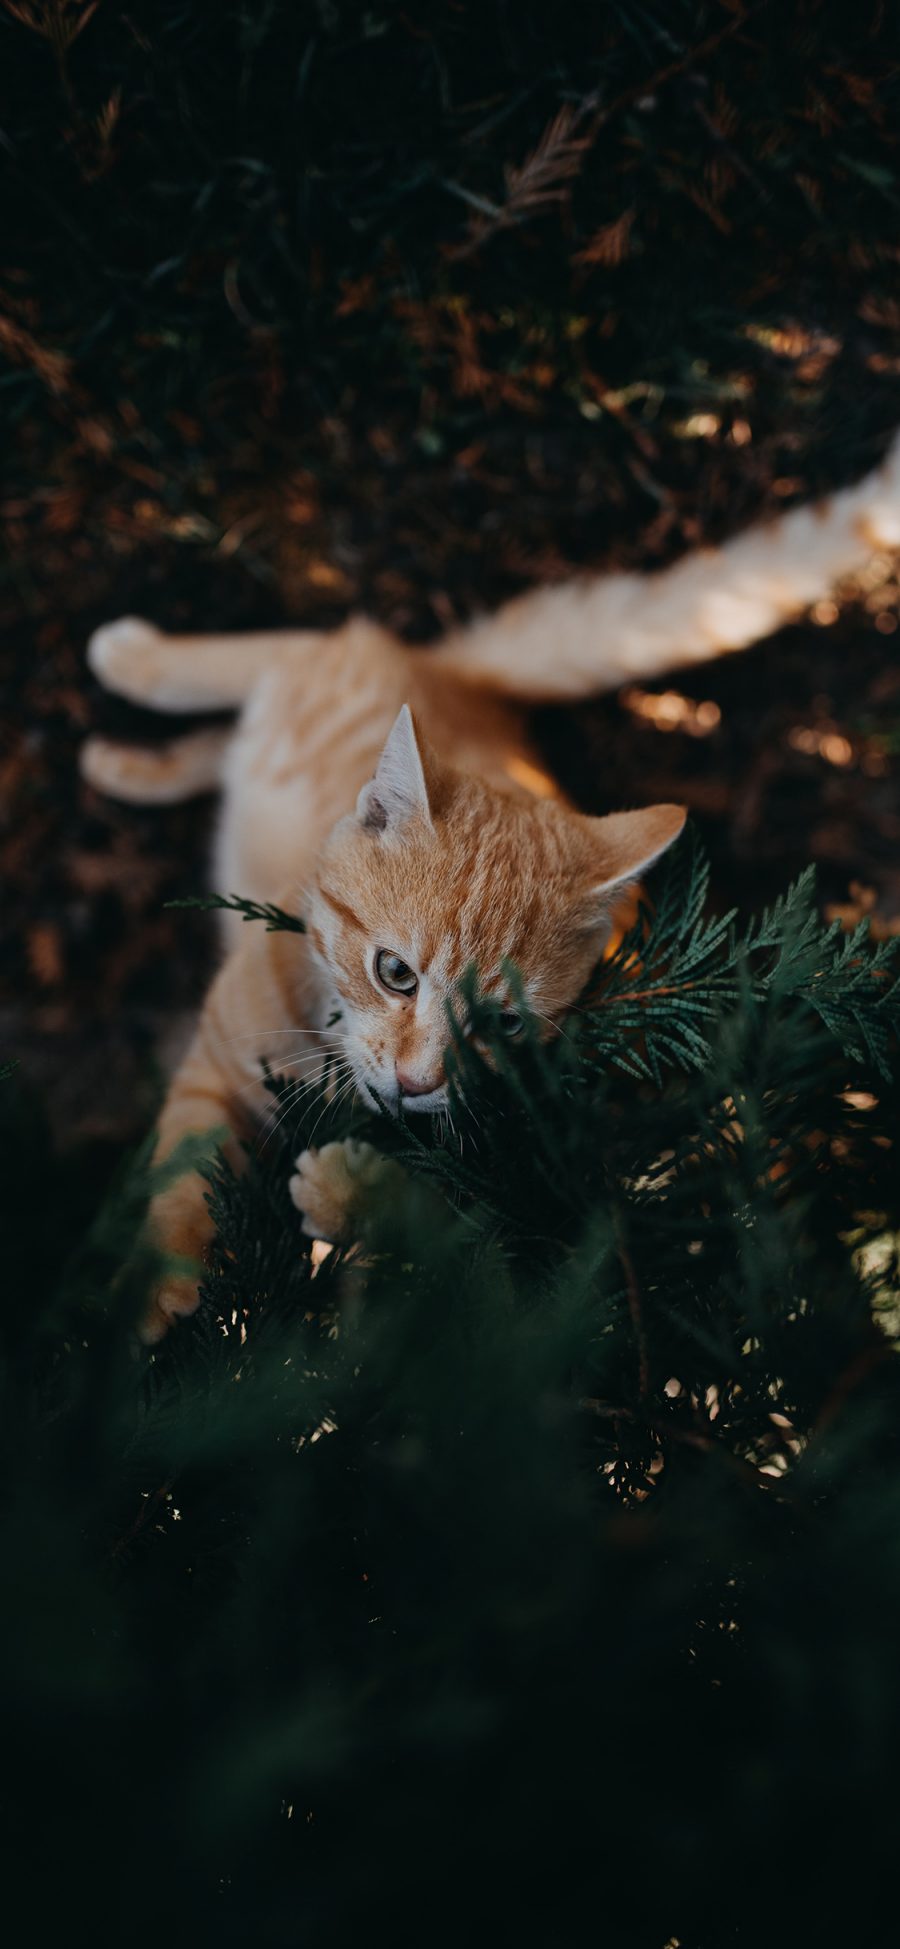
{"left": 463, "top": 1006, "right": 525, "bottom": 1040}
{"left": 375, "top": 948, "right": 418, "bottom": 997}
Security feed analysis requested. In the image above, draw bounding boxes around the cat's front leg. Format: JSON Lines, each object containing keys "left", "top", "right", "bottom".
{"left": 142, "top": 1160, "right": 223, "bottom": 1344}
{"left": 142, "top": 915, "right": 325, "bottom": 1339}
{"left": 142, "top": 1020, "right": 252, "bottom": 1342}
{"left": 142, "top": 1059, "right": 243, "bottom": 1343}
{"left": 289, "top": 1139, "right": 404, "bottom": 1247}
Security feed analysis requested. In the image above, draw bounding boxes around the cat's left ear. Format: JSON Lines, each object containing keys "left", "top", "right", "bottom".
{"left": 357, "top": 705, "right": 434, "bottom": 835}
{"left": 585, "top": 804, "right": 686, "bottom": 896}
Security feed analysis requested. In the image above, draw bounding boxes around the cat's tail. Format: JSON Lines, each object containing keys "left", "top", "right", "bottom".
{"left": 429, "top": 434, "right": 900, "bottom": 700}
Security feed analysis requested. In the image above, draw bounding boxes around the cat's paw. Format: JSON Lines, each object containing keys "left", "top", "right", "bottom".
{"left": 867, "top": 432, "right": 900, "bottom": 547}
{"left": 289, "top": 1139, "right": 392, "bottom": 1245}
{"left": 80, "top": 734, "right": 167, "bottom": 802}
{"left": 87, "top": 616, "right": 166, "bottom": 706}
{"left": 138, "top": 1272, "right": 201, "bottom": 1346}
{"left": 81, "top": 728, "right": 227, "bottom": 804}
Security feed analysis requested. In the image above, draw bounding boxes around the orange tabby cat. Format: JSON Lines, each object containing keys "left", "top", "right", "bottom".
{"left": 81, "top": 437, "right": 900, "bottom": 1338}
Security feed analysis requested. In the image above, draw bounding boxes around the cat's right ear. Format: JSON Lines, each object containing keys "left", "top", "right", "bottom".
{"left": 584, "top": 803, "right": 687, "bottom": 897}
{"left": 356, "top": 705, "right": 434, "bottom": 835}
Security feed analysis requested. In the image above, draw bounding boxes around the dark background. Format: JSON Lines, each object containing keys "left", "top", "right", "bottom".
{"left": 2, "top": 0, "right": 899, "bottom": 1152}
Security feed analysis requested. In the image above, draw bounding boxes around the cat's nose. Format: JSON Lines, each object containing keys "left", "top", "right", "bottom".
{"left": 396, "top": 1065, "right": 442, "bottom": 1098}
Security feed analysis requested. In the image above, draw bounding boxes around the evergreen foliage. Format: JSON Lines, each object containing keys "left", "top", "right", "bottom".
{"left": 167, "top": 892, "right": 306, "bottom": 933}
{"left": 3, "top": 840, "right": 900, "bottom": 1945}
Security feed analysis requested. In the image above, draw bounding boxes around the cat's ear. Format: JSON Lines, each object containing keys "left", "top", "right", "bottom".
{"left": 356, "top": 705, "right": 434, "bottom": 835}
{"left": 585, "top": 804, "right": 686, "bottom": 896}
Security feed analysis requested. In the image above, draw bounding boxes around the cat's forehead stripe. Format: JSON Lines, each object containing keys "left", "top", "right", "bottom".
{"left": 319, "top": 884, "right": 364, "bottom": 932}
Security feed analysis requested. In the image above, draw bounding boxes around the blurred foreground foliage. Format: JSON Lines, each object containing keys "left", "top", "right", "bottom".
{"left": 3, "top": 839, "right": 900, "bottom": 1944}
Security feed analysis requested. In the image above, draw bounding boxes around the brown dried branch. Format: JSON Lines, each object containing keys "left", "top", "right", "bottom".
{"left": 502, "top": 104, "right": 594, "bottom": 217}
{"left": 572, "top": 208, "right": 635, "bottom": 269}
{"left": 0, "top": 301, "right": 73, "bottom": 395}
{"left": 448, "top": 101, "right": 597, "bottom": 260}
{"left": 3, "top": 0, "right": 100, "bottom": 51}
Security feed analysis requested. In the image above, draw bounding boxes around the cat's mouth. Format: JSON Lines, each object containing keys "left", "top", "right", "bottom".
{"left": 356, "top": 1075, "right": 448, "bottom": 1118}
{"left": 397, "top": 1087, "right": 448, "bottom": 1116}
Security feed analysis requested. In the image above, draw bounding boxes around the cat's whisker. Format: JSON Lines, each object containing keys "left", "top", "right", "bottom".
{"left": 443, "top": 1105, "right": 462, "bottom": 1157}
{"left": 303, "top": 1070, "right": 360, "bottom": 1154}
{"left": 224, "top": 1026, "right": 333, "bottom": 1044}
{"left": 233, "top": 1048, "right": 331, "bottom": 1104}
{"left": 255, "top": 1055, "right": 355, "bottom": 1153}
{"left": 526, "top": 1005, "right": 565, "bottom": 1041}
{"left": 258, "top": 1081, "right": 337, "bottom": 1156}
{"left": 286, "top": 1073, "right": 356, "bottom": 1161}
{"left": 255, "top": 1078, "right": 321, "bottom": 1151}
{"left": 276, "top": 1055, "right": 336, "bottom": 1076}
{"left": 329, "top": 1075, "right": 360, "bottom": 1121}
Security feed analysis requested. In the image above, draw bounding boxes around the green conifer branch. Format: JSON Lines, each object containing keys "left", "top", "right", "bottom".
{"left": 166, "top": 893, "right": 306, "bottom": 934}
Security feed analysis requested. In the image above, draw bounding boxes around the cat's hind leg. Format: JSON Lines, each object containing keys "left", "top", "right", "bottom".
{"left": 80, "top": 726, "right": 230, "bottom": 803}
{"left": 87, "top": 617, "right": 320, "bottom": 712}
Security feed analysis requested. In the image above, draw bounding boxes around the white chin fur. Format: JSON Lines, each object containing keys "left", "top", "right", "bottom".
{"left": 400, "top": 1090, "right": 448, "bottom": 1115}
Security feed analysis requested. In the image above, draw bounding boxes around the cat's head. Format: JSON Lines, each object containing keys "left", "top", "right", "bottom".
{"left": 307, "top": 707, "right": 684, "bottom": 1115}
